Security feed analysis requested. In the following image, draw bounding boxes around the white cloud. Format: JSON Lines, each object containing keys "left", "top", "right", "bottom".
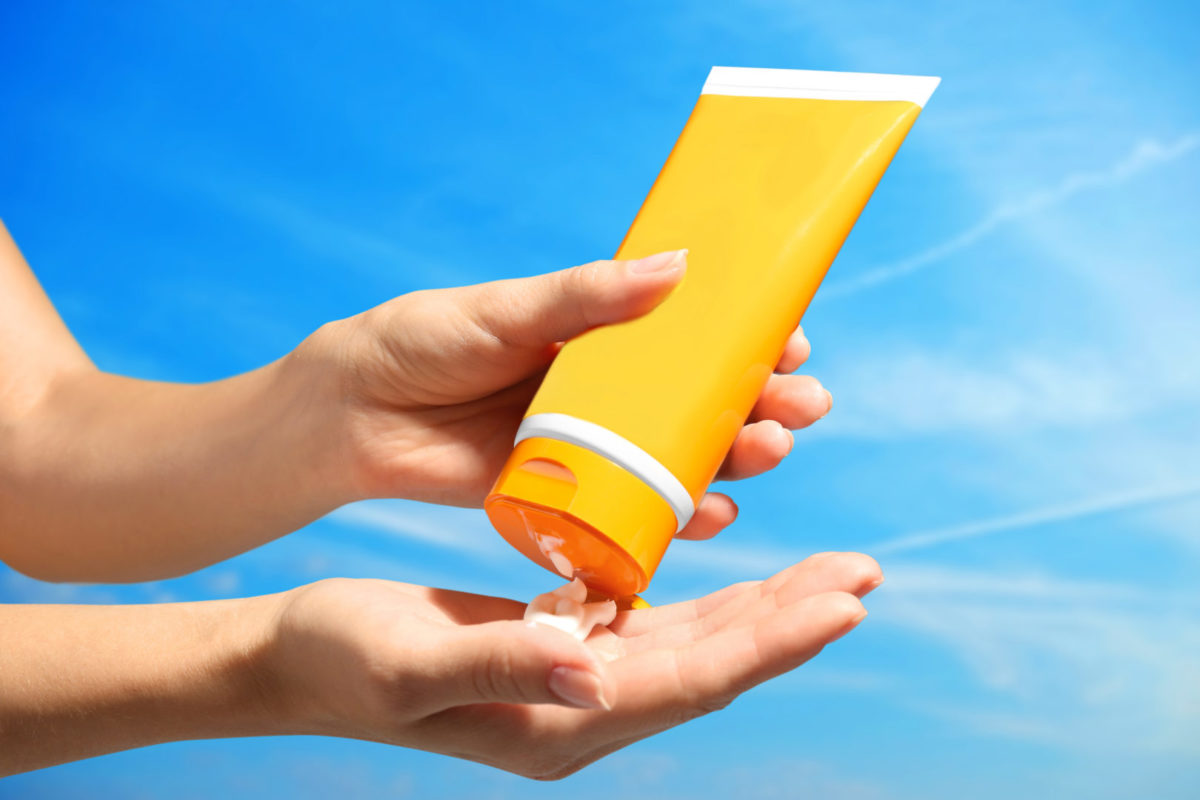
{"left": 664, "top": 477, "right": 1200, "bottom": 586}
{"left": 713, "top": 757, "right": 894, "bottom": 800}
{"left": 768, "top": 666, "right": 896, "bottom": 694}
{"left": 201, "top": 569, "right": 242, "bottom": 596}
{"left": 871, "top": 482, "right": 1200, "bottom": 555}
{"left": 327, "top": 500, "right": 508, "bottom": 560}
{"left": 666, "top": 551, "right": 1195, "bottom": 757}
{"left": 823, "top": 132, "right": 1200, "bottom": 299}
{"left": 876, "top": 563, "right": 1200, "bottom": 755}
{"left": 813, "top": 346, "right": 1156, "bottom": 440}
{"left": 589, "top": 751, "right": 682, "bottom": 797}
{"left": 225, "top": 189, "right": 425, "bottom": 276}
{"left": 668, "top": 539, "right": 795, "bottom": 577}
{"left": 0, "top": 570, "right": 120, "bottom": 605}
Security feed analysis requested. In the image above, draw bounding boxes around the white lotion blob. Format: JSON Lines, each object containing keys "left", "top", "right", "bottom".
{"left": 524, "top": 516, "right": 616, "bottom": 642}
{"left": 531, "top": 529, "right": 575, "bottom": 579}
{"left": 524, "top": 578, "right": 617, "bottom": 642}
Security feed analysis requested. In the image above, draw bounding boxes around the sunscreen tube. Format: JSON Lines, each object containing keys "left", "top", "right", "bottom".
{"left": 486, "top": 67, "right": 940, "bottom": 598}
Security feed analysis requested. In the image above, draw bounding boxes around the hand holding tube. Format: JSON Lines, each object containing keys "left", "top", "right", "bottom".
{"left": 307, "top": 249, "right": 832, "bottom": 539}
{"left": 2, "top": 231, "right": 827, "bottom": 582}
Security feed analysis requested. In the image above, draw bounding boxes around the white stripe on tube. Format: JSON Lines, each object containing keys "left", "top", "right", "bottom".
{"left": 513, "top": 413, "right": 696, "bottom": 533}
{"left": 701, "top": 66, "right": 941, "bottom": 107}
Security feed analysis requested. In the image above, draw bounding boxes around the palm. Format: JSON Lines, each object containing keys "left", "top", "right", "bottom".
{"left": 313, "top": 552, "right": 880, "bottom": 778}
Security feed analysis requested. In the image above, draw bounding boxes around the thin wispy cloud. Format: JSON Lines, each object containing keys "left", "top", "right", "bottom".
{"left": 813, "top": 347, "right": 1137, "bottom": 440}
{"left": 878, "top": 564, "right": 1200, "bottom": 756}
{"left": 670, "top": 549, "right": 1200, "bottom": 755}
{"left": 872, "top": 481, "right": 1200, "bottom": 555}
{"left": 668, "top": 539, "right": 794, "bottom": 576}
{"left": 327, "top": 500, "right": 507, "bottom": 559}
{"left": 231, "top": 190, "right": 420, "bottom": 275}
{"left": 664, "top": 481, "right": 1200, "bottom": 581}
{"left": 823, "top": 132, "right": 1200, "bottom": 298}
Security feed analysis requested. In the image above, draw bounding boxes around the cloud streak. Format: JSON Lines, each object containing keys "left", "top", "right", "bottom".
{"left": 823, "top": 132, "right": 1200, "bottom": 298}
{"left": 664, "top": 481, "right": 1200, "bottom": 580}
{"left": 871, "top": 481, "right": 1200, "bottom": 555}
{"left": 666, "top": 552, "right": 1200, "bottom": 756}
{"left": 327, "top": 500, "right": 507, "bottom": 559}
{"left": 813, "top": 347, "right": 1140, "bottom": 440}
{"left": 876, "top": 563, "right": 1200, "bottom": 756}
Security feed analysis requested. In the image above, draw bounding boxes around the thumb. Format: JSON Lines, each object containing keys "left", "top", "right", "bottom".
{"left": 464, "top": 250, "right": 687, "bottom": 348}
{"left": 429, "top": 619, "right": 616, "bottom": 711}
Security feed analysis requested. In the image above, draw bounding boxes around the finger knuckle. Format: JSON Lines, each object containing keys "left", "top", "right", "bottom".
{"left": 699, "top": 693, "right": 736, "bottom": 715}
{"left": 672, "top": 652, "right": 732, "bottom": 720}
{"left": 378, "top": 288, "right": 434, "bottom": 322}
{"left": 680, "top": 681, "right": 737, "bottom": 718}
{"left": 570, "top": 260, "right": 611, "bottom": 297}
{"left": 532, "top": 763, "right": 585, "bottom": 782}
{"left": 669, "top": 697, "right": 720, "bottom": 725}
{"left": 794, "top": 374, "right": 824, "bottom": 395}
{"left": 523, "top": 754, "right": 581, "bottom": 781}
{"left": 370, "top": 289, "right": 453, "bottom": 342}
{"left": 508, "top": 737, "right": 578, "bottom": 780}
{"left": 475, "top": 646, "right": 520, "bottom": 703}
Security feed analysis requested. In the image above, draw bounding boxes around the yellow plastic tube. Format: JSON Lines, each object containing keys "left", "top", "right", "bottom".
{"left": 486, "top": 67, "right": 940, "bottom": 598}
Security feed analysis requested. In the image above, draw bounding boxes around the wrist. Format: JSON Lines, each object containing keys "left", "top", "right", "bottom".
{"left": 204, "top": 592, "right": 298, "bottom": 737}
{"left": 227, "top": 590, "right": 313, "bottom": 737}
{"left": 283, "top": 313, "right": 404, "bottom": 504}
{"left": 254, "top": 580, "right": 372, "bottom": 739}
{"left": 273, "top": 318, "right": 372, "bottom": 507}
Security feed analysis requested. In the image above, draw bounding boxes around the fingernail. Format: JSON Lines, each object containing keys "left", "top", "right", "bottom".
{"left": 783, "top": 427, "right": 795, "bottom": 455}
{"left": 548, "top": 666, "right": 611, "bottom": 710}
{"left": 629, "top": 249, "right": 687, "bottom": 274}
{"left": 822, "top": 389, "right": 833, "bottom": 417}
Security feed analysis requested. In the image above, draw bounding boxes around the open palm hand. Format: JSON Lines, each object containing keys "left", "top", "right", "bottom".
{"left": 267, "top": 551, "right": 881, "bottom": 779}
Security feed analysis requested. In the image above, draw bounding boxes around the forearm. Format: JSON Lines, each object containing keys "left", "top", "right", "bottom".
{"left": 0, "top": 342, "right": 361, "bottom": 582}
{"left": 0, "top": 594, "right": 291, "bottom": 776}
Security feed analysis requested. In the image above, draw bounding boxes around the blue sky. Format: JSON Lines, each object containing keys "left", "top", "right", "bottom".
{"left": 2, "top": 1, "right": 1199, "bottom": 798}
